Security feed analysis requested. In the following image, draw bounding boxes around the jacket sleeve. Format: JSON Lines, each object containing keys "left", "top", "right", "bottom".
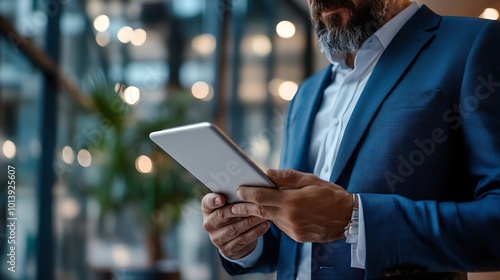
{"left": 362, "top": 20, "right": 500, "bottom": 279}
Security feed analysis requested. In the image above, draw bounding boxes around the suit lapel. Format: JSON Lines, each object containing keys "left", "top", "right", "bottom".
{"left": 286, "top": 66, "right": 332, "bottom": 172}
{"left": 277, "top": 67, "right": 332, "bottom": 279}
{"left": 329, "top": 5, "right": 442, "bottom": 183}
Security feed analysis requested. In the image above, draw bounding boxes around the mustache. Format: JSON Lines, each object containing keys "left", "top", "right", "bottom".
{"left": 310, "top": 0, "right": 354, "bottom": 17}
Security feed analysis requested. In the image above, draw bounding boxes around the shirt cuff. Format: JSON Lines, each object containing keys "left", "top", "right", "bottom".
{"left": 219, "top": 236, "right": 263, "bottom": 268}
{"left": 347, "top": 194, "right": 367, "bottom": 269}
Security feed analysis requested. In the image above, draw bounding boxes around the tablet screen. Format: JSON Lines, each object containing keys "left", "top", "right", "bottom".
{"left": 150, "top": 122, "right": 275, "bottom": 203}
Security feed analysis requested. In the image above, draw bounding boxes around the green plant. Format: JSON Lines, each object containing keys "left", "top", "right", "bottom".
{"left": 86, "top": 80, "right": 209, "bottom": 265}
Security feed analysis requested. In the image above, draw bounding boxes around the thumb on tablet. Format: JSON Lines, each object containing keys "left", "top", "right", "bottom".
{"left": 202, "top": 193, "right": 226, "bottom": 213}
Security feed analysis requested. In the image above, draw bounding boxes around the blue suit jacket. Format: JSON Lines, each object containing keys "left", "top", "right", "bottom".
{"left": 222, "top": 5, "right": 500, "bottom": 279}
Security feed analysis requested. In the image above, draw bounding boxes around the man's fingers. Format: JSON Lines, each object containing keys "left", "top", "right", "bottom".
{"left": 203, "top": 202, "right": 259, "bottom": 232}
{"left": 210, "top": 217, "right": 268, "bottom": 246}
{"left": 201, "top": 193, "right": 226, "bottom": 214}
{"left": 219, "top": 221, "right": 270, "bottom": 258}
{"left": 231, "top": 203, "right": 279, "bottom": 220}
{"left": 236, "top": 186, "right": 283, "bottom": 206}
{"left": 266, "top": 169, "right": 318, "bottom": 188}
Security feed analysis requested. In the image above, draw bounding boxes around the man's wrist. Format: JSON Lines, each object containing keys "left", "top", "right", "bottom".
{"left": 344, "top": 193, "right": 360, "bottom": 241}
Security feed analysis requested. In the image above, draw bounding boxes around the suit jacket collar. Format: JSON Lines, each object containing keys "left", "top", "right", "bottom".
{"left": 285, "top": 66, "right": 333, "bottom": 172}
{"left": 329, "top": 5, "right": 442, "bottom": 183}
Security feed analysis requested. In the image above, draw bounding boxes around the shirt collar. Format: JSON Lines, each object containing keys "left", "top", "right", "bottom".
{"left": 375, "top": 1, "right": 420, "bottom": 49}
{"left": 326, "top": 2, "right": 420, "bottom": 66}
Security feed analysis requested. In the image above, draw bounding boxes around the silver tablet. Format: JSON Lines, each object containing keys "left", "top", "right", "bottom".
{"left": 149, "top": 122, "right": 276, "bottom": 203}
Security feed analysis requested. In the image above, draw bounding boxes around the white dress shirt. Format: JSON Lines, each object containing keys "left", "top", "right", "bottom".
{"left": 222, "top": 3, "right": 420, "bottom": 279}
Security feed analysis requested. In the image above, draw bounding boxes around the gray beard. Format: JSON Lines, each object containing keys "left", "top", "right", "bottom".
{"left": 314, "top": 1, "right": 390, "bottom": 54}
{"left": 317, "top": 26, "right": 366, "bottom": 54}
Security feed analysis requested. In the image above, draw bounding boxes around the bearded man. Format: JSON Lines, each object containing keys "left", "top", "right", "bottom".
{"left": 201, "top": 0, "right": 500, "bottom": 279}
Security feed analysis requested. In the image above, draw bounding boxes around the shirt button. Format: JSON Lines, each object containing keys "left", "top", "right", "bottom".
{"left": 324, "top": 165, "right": 330, "bottom": 173}
{"left": 331, "top": 118, "right": 339, "bottom": 126}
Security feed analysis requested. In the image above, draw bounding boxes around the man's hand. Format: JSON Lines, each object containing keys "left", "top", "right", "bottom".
{"left": 201, "top": 193, "right": 270, "bottom": 260}
{"left": 231, "top": 169, "right": 352, "bottom": 243}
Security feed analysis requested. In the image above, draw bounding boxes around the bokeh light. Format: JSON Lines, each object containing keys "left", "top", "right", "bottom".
{"left": 268, "top": 78, "right": 284, "bottom": 97}
{"left": 276, "top": 21, "right": 296, "bottom": 38}
{"left": 191, "top": 81, "right": 212, "bottom": 100}
{"left": 77, "top": 149, "right": 92, "bottom": 167}
{"left": 135, "top": 155, "right": 153, "bottom": 174}
{"left": 123, "top": 86, "right": 141, "bottom": 105}
{"left": 117, "top": 26, "right": 134, "bottom": 43}
{"left": 96, "top": 31, "right": 110, "bottom": 47}
{"left": 238, "top": 82, "right": 267, "bottom": 104}
{"left": 131, "top": 28, "right": 147, "bottom": 46}
{"left": 93, "top": 15, "right": 110, "bottom": 32}
{"left": 2, "top": 140, "right": 16, "bottom": 159}
{"left": 59, "top": 197, "right": 80, "bottom": 219}
{"left": 62, "top": 146, "right": 75, "bottom": 164}
{"left": 251, "top": 35, "right": 272, "bottom": 57}
{"left": 480, "top": 8, "right": 499, "bottom": 20}
{"left": 191, "top": 34, "right": 216, "bottom": 56}
{"left": 278, "top": 81, "right": 298, "bottom": 101}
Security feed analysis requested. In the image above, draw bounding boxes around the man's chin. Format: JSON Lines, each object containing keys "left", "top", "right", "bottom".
{"left": 317, "top": 31, "right": 362, "bottom": 54}
{"left": 322, "top": 15, "right": 347, "bottom": 30}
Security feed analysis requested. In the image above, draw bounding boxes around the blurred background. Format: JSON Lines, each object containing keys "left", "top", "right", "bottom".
{"left": 0, "top": 0, "right": 499, "bottom": 279}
